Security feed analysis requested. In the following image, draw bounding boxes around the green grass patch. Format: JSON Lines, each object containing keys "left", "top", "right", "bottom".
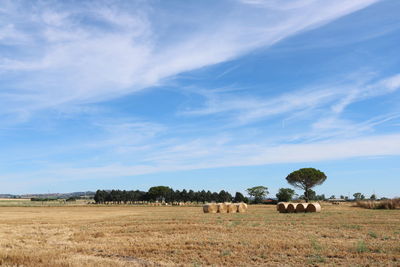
{"left": 368, "top": 231, "right": 378, "bottom": 238}
{"left": 356, "top": 240, "right": 368, "bottom": 253}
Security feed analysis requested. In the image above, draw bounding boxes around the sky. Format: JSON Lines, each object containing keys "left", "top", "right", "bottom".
{"left": 0, "top": 0, "right": 399, "bottom": 198}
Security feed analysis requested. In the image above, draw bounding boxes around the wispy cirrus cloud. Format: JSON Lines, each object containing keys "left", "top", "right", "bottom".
{"left": 0, "top": 0, "right": 380, "bottom": 119}
{"left": 181, "top": 73, "right": 400, "bottom": 125}
{"left": 3, "top": 0, "right": 400, "bottom": 195}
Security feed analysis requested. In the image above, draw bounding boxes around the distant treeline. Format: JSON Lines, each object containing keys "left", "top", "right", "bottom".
{"left": 30, "top": 197, "right": 78, "bottom": 202}
{"left": 31, "top": 197, "right": 57, "bottom": 202}
{"left": 94, "top": 186, "right": 248, "bottom": 204}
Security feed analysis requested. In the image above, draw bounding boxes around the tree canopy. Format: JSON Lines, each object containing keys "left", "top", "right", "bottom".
{"left": 286, "top": 168, "right": 327, "bottom": 202}
{"left": 276, "top": 188, "right": 295, "bottom": 202}
{"left": 148, "top": 186, "right": 173, "bottom": 202}
{"left": 246, "top": 186, "right": 268, "bottom": 204}
{"left": 234, "top": 192, "right": 247, "bottom": 203}
{"left": 94, "top": 188, "right": 240, "bottom": 204}
{"left": 353, "top": 192, "right": 365, "bottom": 200}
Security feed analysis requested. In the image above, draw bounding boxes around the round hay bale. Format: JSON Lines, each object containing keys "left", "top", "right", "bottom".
{"left": 217, "top": 203, "right": 228, "bottom": 213}
{"left": 277, "top": 202, "right": 289, "bottom": 213}
{"left": 203, "top": 203, "right": 218, "bottom": 213}
{"left": 306, "top": 202, "right": 321, "bottom": 213}
{"left": 295, "top": 203, "right": 308, "bottom": 213}
{"left": 227, "top": 204, "right": 237, "bottom": 213}
{"left": 287, "top": 203, "right": 298, "bottom": 213}
{"left": 235, "top": 203, "right": 247, "bottom": 213}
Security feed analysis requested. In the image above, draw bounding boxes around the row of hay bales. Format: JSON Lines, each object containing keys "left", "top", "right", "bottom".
{"left": 147, "top": 202, "right": 166, "bottom": 206}
{"left": 203, "top": 203, "right": 248, "bottom": 213}
{"left": 277, "top": 202, "right": 321, "bottom": 213}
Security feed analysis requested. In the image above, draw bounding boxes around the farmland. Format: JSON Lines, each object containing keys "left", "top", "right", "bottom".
{"left": 0, "top": 202, "right": 399, "bottom": 266}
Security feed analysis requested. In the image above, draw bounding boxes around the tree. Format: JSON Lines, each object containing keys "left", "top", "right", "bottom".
{"left": 205, "top": 190, "right": 213, "bottom": 202}
{"left": 305, "top": 189, "right": 317, "bottom": 201}
{"left": 148, "top": 186, "right": 173, "bottom": 202}
{"left": 199, "top": 190, "right": 207, "bottom": 203}
{"left": 276, "top": 188, "right": 295, "bottom": 202}
{"left": 353, "top": 192, "right": 363, "bottom": 200}
{"left": 286, "top": 168, "right": 327, "bottom": 202}
{"left": 218, "top": 190, "right": 232, "bottom": 203}
{"left": 246, "top": 186, "right": 268, "bottom": 204}
{"left": 180, "top": 189, "right": 188, "bottom": 202}
{"left": 370, "top": 194, "right": 377, "bottom": 200}
{"left": 211, "top": 192, "right": 219, "bottom": 202}
{"left": 187, "top": 190, "right": 195, "bottom": 202}
{"left": 234, "top": 192, "right": 246, "bottom": 203}
{"left": 94, "top": 190, "right": 108, "bottom": 204}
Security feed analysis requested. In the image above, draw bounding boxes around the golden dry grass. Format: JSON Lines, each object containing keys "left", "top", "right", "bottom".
{"left": 0, "top": 204, "right": 399, "bottom": 266}
{"left": 356, "top": 198, "right": 400, "bottom": 210}
{"left": 0, "top": 198, "right": 90, "bottom": 207}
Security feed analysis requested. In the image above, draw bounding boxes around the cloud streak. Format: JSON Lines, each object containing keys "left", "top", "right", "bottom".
{"left": 3, "top": 132, "right": 400, "bottom": 183}
{"left": 182, "top": 73, "right": 400, "bottom": 127}
{"left": 0, "top": 0, "right": 380, "bottom": 118}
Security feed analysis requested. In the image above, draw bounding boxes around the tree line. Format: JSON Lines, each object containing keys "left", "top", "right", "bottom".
{"left": 94, "top": 168, "right": 382, "bottom": 205}
{"left": 94, "top": 186, "right": 248, "bottom": 204}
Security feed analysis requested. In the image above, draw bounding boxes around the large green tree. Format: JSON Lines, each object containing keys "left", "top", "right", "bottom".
{"left": 246, "top": 186, "right": 268, "bottom": 204}
{"left": 148, "top": 186, "right": 173, "bottom": 202}
{"left": 286, "top": 168, "right": 327, "bottom": 202}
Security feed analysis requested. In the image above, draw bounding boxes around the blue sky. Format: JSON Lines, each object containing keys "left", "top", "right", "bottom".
{"left": 1, "top": 0, "right": 400, "bottom": 198}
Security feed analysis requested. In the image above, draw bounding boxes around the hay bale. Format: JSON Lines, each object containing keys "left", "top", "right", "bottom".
{"left": 203, "top": 203, "right": 218, "bottom": 213}
{"left": 243, "top": 203, "right": 248, "bottom": 209}
{"left": 277, "top": 202, "right": 289, "bottom": 213}
{"left": 217, "top": 203, "right": 228, "bottom": 213}
{"left": 306, "top": 202, "right": 321, "bottom": 213}
{"left": 287, "top": 203, "right": 298, "bottom": 213}
{"left": 235, "top": 203, "right": 247, "bottom": 213}
{"left": 295, "top": 203, "right": 308, "bottom": 213}
{"left": 227, "top": 203, "right": 237, "bottom": 213}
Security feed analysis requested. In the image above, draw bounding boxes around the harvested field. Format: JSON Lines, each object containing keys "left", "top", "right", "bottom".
{"left": 0, "top": 204, "right": 399, "bottom": 266}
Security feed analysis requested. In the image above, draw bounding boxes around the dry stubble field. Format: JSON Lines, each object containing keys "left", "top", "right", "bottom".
{"left": 0, "top": 203, "right": 399, "bottom": 266}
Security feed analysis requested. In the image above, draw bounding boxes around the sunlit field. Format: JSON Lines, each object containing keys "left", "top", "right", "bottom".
{"left": 0, "top": 203, "right": 399, "bottom": 266}
{"left": 0, "top": 198, "right": 91, "bottom": 207}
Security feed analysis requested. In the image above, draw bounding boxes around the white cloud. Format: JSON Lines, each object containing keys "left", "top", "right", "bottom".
{"left": 182, "top": 73, "right": 400, "bottom": 127}
{"left": 3, "top": 133, "right": 400, "bottom": 182}
{"left": 0, "top": 0, "right": 380, "bottom": 117}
